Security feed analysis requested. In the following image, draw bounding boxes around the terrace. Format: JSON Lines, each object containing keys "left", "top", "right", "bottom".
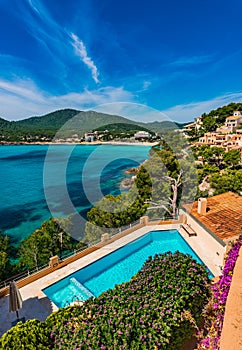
{"left": 1, "top": 193, "right": 241, "bottom": 347}
{"left": 0, "top": 213, "right": 226, "bottom": 337}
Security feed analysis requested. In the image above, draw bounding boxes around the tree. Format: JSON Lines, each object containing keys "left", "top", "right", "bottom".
{"left": 0, "top": 231, "right": 12, "bottom": 281}
{"left": 146, "top": 170, "right": 183, "bottom": 218}
{"left": 136, "top": 147, "right": 198, "bottom": 219}
{"left": 197, "top": 146, "right": 225, "bottom": 166}
{"left": 201, "top": 115, "right": 217, "bottom": 132}
{"left": 209, "top": 169, "right": 242, "bottom": 195}
{"left": 18, "top": 217, "right": 73, "bottom": 269}
{"left": 86, "top": 187, "right": 147, "bottom": 226}
{"left": 223, "top": 149, "right": 241, "bottom": 168}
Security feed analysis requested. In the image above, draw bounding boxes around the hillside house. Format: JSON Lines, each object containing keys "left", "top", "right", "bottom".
{"left": 225, "top": 111, "right": 242, "bottom": 132}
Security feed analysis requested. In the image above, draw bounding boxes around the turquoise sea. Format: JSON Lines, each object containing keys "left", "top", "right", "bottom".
{"left": 0, "top": 144, "right": 150, "bottom": 244}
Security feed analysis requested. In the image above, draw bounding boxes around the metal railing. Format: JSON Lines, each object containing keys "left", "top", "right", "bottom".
{"left": 0, "top": 244, "right": 88, "bottom": 290}
{"left": 146, "top": 216, "right": 178, "bottom": 222}
{"left": 0, "top": 262, "right": 49, "bottom": 289}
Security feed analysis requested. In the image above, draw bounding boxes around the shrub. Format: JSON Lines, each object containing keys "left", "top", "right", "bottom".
{"left": 0, "top": 319, "right": 50, "bottom": 350}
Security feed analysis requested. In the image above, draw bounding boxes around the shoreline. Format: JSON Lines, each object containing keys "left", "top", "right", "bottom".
{"left": 0, "top": 141, "right": 158, "bottom": 147}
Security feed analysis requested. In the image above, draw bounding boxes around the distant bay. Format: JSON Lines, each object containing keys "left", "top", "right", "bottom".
{"left": 0, "top": 144, "right": 150, "bottom": 244}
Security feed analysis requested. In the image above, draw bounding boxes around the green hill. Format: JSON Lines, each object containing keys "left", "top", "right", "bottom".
{"left": 17, "top": 109, "right": 79, "bottom": 130}
{"left": 0, "top": 109, "right": 185, "bottom": 142}
{"left": 95, "top": 122, "right": 154, "bottom": 133}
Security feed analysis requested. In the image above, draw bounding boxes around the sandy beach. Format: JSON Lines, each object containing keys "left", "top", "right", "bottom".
{"left": 1, "top": 140, "right": 158, "bottom": 146}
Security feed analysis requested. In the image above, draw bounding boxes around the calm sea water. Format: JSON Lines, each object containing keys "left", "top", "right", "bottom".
{"left": 0, "top": 144, "right": 150, "bottom": 244}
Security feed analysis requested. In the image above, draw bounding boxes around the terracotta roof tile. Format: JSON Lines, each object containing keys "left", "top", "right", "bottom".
{"left": 182, "top": 192, "right": 242, "bottom": 241}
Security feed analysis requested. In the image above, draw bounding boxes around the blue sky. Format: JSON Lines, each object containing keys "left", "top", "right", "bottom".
{"left": 1, "top": 0, "right": 242, "bottom": 122}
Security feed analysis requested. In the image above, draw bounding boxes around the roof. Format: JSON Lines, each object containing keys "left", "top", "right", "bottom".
{"left": 182, "top": 192, "right": 242, "bottom": 242}
{"left": 226, "top": 115, "right": 242, "bottom": 120}
{"left": 184, "top": 122, "right": 196, "bottom": 128}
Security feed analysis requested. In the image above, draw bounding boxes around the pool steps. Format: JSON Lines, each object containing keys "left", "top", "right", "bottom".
{"left": 70, "top": 277, "right": 95, "bottom": 299}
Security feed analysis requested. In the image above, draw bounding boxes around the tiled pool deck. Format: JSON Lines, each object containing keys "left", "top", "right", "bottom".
{"left": 0, "top": 224, "right": 223, "bottom": 336}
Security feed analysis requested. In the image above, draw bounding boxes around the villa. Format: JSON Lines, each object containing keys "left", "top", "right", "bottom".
{"left": 183, "top": 116, "right": 203, "bottom": 133}
{"left": 224, "top": 111, "right": 242, "bottom": 132}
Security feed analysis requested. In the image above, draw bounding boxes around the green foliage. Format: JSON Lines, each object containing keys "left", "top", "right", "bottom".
{"left": 18, "top": 217, "right": 73, "bottom": 269}
{"left": 47, "top": 252, "right": 210, "bottom": 349}
{"left": 192, "top": 144, "right": 241, "bottom": 194}
{"left": 196, "top": 146, "right": 225, "bottom": 166}
{"left": 223, "top": 149, "right": 241, "bottom": 167}
{"left": 209, "top": 169, "right": 242, "bottom": 195}
{"left": 0, "top": 319, "right": 51, "bottom": 350}
{"left": 95, "top": 122, "right": 154, "bottom": 134}
{"left": 84, "top": 187, "right": 147, "bottom": 242}
{"left": 137, "top": 143, "right": 198, "bottom": 217}
{"left": 83, "top": 222, "right": 107, "bottom": 244}
{"left": 201, "top": 115, "right": 217, "bottom": 132}
{"left": 201, "top": 102, "right": 242, "bottom": 133}
{"left": 0, "top": 232, "right": 12, "bottom": 281}
{"left": 197, "top": 164, "right": 220, "bottom": 184}
{"left": 45, "top": 305, "right": 84, "bottom": 332}
{"left": 156, "top": 130, "right": 188, "bottom": 157}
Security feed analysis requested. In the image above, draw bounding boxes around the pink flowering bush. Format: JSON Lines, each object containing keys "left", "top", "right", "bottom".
{"left": 197, "top": 240, "right": 242, "bottom": 350}
{"left": 47, "top": 252, "right": 210, "bottom": 349}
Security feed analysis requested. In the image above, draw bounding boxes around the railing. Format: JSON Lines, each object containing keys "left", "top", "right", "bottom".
{"left": 0, "top": 262, "right": 49, "bottom": 289}
{"left": 0, "top": 244, "right": 88, "bottom": 290}
{"left": 147, "top": 216, "right": 178, "bottom": 222}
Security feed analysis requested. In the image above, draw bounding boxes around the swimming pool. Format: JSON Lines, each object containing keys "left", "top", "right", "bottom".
{"left": 43, "top": 230, "right": 212, "bottom": 308}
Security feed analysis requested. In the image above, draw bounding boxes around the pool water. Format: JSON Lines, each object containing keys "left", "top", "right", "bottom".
{"left": 43, "top": 230, "right": 212, "bottom": 308}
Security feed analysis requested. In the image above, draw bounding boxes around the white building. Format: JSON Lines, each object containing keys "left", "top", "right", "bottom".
{"left": 134, "top": 131, "right": 151, "bottom": 139}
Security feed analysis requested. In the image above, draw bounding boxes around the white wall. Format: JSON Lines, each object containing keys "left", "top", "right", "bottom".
{"left": 180, "top": 209, "right": 227, "bottom": 275}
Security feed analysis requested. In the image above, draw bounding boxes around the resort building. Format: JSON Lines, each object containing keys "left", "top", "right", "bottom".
{"left": 197, "top": 130, "right": 242, "bottom": 155}
{"left": 134, "top": 131, "right": 151, "bottom": 139}
{"left": 84, "top": 132, "right": 98, "bottom": 142}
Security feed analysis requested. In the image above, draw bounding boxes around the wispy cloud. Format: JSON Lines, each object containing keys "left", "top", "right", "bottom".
{"left": 142, "top": 81, "right": 151, "bottom": 90}
{"left": 167, "top": 54, "right": 214, "bottom": 67}
{"left": 162, "top": 92, "right": 242, "bottom": 122}
{"left": 3, "top": 0, "right": 102, "bottom": 92}
{"left": 12, "top": 0, "right": 69, "bottom": 72}
{"left": 0, "top": 78, "right": 133, "bottom": 120}
{"left": 93, "top": 103, "right": 170, "bottom": 123}
{"left": 70, "top": 33, "right": 100, "bottom": 83}
{"left": 2, "top": 77, "right": 242, "bottom": 124}
{"left": 27, "top": 0, "right": 40, "bottom": 14}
